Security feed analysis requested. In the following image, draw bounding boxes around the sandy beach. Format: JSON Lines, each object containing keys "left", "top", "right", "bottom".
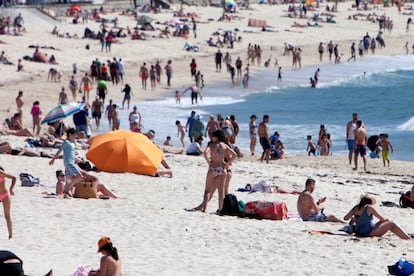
{"left": 1, "top": 1, "right": 414, "bottom": 275}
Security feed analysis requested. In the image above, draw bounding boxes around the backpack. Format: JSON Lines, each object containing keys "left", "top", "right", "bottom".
{"left": 19, "top": 173, "right": 40, "bottom": 187}
{"left": 388, "top": 259, "right": 414, "bottom": 276}
{"left": 399, "top": 191, "right": 412, "bottom": 208}
{"left": 221, "top": 194, "right": 241, "bottom": 216}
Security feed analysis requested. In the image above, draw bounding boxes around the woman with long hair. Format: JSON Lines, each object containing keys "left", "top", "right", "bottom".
{"left": 188, "top": 130, "right": 237, "bottom": 213}
{"left": 344, "top": 194, "right": 411, "bottom": 239}
{"left": 0, "top": 166, "right": 16, "bottom": 239}
{"left": 89, "top": 237, "right": 122, "bottom": 276}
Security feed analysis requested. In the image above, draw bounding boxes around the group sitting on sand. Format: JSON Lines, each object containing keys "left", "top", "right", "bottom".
{"left": 297, "top": 178, "right": 412, "bottom": 239}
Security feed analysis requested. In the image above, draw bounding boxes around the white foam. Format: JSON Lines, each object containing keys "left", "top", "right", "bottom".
{"left": 397, "top": 116, "right": 414, "bottom": 131}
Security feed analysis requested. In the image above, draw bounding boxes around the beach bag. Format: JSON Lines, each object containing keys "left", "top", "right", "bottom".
{"left": 388, "top": 259, "right": 414, "bottom": 276}
{"left": 74, "top": 181, "right": 97, "bottom": 199}
{"left": 243, "top": 201, "right": 288, "bottom": 220}
{"left": 221, "top": 194, "right": 241, "bottom": 216}
{"left": 399, "top": 191, "right": 412, "bottom": 208}
{"left": 19, "top": 173, "right": 40, "bottom": 187}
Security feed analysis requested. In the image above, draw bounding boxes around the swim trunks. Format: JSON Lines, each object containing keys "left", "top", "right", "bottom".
{"left": 92, "top": 111, "right": 102, "bottom": 119}
{"left": 347, "top": 139, "right": 355, "bottom": 150}
{"left": 356, "top": 145, "right": 367, "bottom": 156}
{"left": 382, "top": 149, "right": 389, "bottom": 161}
{"left": 302, "top": 210, "right": 327, "bottom": 222}
{"left": 260, "top": 137, "right": 271, "bottom": 150}
{"left": 65, "top": 163, "right": 80, "bottom": 177}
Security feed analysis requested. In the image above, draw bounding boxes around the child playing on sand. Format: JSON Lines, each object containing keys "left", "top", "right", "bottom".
{"left": 307, "top": 135, "right": 316, "bottom": 156}
{"left": 55, "top": 170, "right": 65, "bottom": 196}
{"left": 0, "top": 166, "right": 16, "bottom": 239}
{"left": 89, "top": 237, "right": 122, "bottom": 276}
{"left": 379, "top": 133, "right": 394, "bottom": 167}
{"left": 175, "top": 120, "right": 186, "bottom": 148}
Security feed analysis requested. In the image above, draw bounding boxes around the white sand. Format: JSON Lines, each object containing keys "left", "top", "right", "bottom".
{"left": 0, "top": 2, "right": 413, "bottom": 275}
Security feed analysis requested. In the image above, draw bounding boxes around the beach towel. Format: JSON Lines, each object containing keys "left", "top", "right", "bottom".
{"left": 243, "top": 201, "right": 288, "bottom": 220}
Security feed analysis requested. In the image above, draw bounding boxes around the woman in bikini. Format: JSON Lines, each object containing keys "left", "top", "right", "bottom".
{"left": 188, "top": 130, "right": 237, "bottom": 213}
{"left": 249, "top": 114, "right": 257, "bottom": 155}
{"left": 0, "top": 166, "right": 16, "bottom": 239}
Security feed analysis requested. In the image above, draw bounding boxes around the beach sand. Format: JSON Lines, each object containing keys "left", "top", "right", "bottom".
{"left": 0, "top": 2, "right": 414, "bottom": 275}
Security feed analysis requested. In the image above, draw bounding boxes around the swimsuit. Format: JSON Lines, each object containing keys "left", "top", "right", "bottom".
{"left": 355, "top": 206, "right": 375, "bottom": 237}
{"left": 222, "top": 126, "right": 233, "bottom": 138}
{"left": 382, "top": 149, "right": 389, "bottom": 161}
{"left": 356, "top": 144, "right": 367, "bottom": 156}
{"left": 0, "top": 191, "right": 9, "bottom": 202}
{"left": 302, "top": 210, "right": 327, "bottom": 222}
{"left": 260, "top": 137, "right": 271, "bottom": 150}
{"left": 209, "top": 167, "right": 226, "bottom": 177}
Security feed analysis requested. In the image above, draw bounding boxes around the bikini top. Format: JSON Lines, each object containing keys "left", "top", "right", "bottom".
{"left": 0, "top": 177, "right": 5, "bottom": 183}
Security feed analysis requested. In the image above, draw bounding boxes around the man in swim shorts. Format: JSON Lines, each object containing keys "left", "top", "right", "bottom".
{"left": 354, "top": 120, "right": 367, "bottom": 171}
{"left": 80, "top": 73, "right": 93, "bottom": 102}
{"left": 297, "top": 178, "right": 345, "bottom": 223}
{"left": 258, "top": 115, "right": 271, "bottom": 164}
{"left": 346, "top": 112, "right": 358, "bottom": 165}
{"left": 91, "top": 96, "right": 103, "bottom": 130}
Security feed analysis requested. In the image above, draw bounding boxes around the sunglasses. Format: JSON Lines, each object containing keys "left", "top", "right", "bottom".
{"left": 58, "top": 174, "right": 65, "bottom": 177}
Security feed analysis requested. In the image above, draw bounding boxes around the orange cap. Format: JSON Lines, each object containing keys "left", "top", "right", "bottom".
{"left": 97, "top": 237, "right": 111, "bottom": 252}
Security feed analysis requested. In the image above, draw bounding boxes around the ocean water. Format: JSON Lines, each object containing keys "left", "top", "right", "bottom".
{"left": 101, "top": 54, "right": 414, "bottom": 162}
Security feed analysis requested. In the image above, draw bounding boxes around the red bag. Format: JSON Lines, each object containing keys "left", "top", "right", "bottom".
{"left": 243, "top": 201, "right": 288, "bottom": 220}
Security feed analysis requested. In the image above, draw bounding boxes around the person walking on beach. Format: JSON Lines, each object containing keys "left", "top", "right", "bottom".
{"left": 346, "top": 113, "right": 359, "bottom": 165}
{"left": 314, "top": 68, "right": 320, "bottom": 85}
{"left": 205, "top": 115, "right": 220, "bottom": 141}
{"left": 215, "top": 49, "right": 223, "bottom": 72}
{"left": 0, "top": 166, "right": 16, "bottom": 239}
{"left": 334, "top": 44, "right": 340, "bottom": 64}
{"left": 15, "top": 90, "right": 24, "bottom": 114}
{"left": 182, "top": 85, "right": 201, "bottom": 105}
{"left": 277, "top": 66, "right": 282, "bottom": 82}
{"left": 249, "top": 114, "right": 258, "bottom": 155}
{"left": 49, "top": 128, "right": 83, "bottom": 197}
{"left": 186, "top": 111, "right": 196, "bottom": 143}
{"left": 176, "top": 120, "right": 186, "bottom": 148}
{"left": 121, "top": 84, "right": 132, "bottom": 109}
{"left": 318, "top": 42, "right": 324, "bottom": 62}
{"left": 80, "top": 73, "right": 93, "bottom": 103}
{"left": 297, "top": 178, "right": 345, "bottom": 223}
{"left": 30, "top": 101, "right": 41, "bottom": 136}
{"left": 327, "top": 40, "right": 334, "bottom": 62}
{"left": 379, "top": 133, "right": 393, "bottom": 167}
{"left": 344, "top": 194, "right": 410, "bottom": 239}
{"left": 348, "top": 42, "right": 356, "bottom": 62}
{"left": 139, "top": 63, "right": 149, "bottom": 90}
{"left": 258, "top": 114, "right": 271, "bottom": 163}
{"left": 89, "top": 237, "right": 123, "bottom": 276}
{"left": 164, "top": 60, "right": 173, "bottom": 87}
{"left": 58, "top": 87, "right": 69, "bottom": 105}
{"left": 235, "top": 56, "right": 242, "bottom": 78}
{"left": 91, "top": 96, "right": 103, "bottom": 130}
{"left": 353, "top": 120, "right": 367, "bottom": 171}
{"left": 150, "top": 65, "right": 157, "bottom": 90}
{"left": 68, "top": 75, "right": 78, "bottom": 101}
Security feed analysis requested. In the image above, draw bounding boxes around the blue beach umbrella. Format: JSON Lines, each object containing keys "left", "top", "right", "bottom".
{"left": 41, "top": 102, "right": 85, "bottom": 124}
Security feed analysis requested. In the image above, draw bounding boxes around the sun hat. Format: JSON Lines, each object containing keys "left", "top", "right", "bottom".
{"left": 360, "top": 194, "right": 377, "bottom": 205}
{"left": 97, "top": 237, "right": 111, "bottom": 252}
